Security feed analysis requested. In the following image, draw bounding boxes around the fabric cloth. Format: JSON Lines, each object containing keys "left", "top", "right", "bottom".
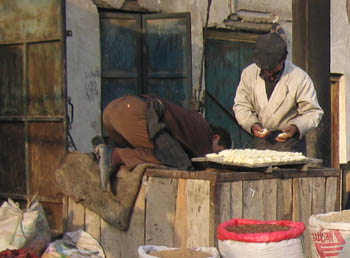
{"left": 233, "top": 60, "right": 323, "bottom": 152}
{"left": 102, "top": 95, "right": 214, "bottom": 169}
{"left": 146, "top": 98, "right": 191, "bottom": 169}
{"left": 55, "top": 151, "right": 166, "bottom": 231}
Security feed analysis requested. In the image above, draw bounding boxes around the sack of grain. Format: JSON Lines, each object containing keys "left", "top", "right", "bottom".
{"left": 138, "top": 245, "right": 220, "bottom": 258}
{"left": 309, "top": 210, "right": 350, "bottom": 258}
{"left": 217, "top": 218, "right": 305, "bottom": 258}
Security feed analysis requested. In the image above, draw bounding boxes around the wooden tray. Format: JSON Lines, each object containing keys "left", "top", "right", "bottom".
{"left": 191, "top": 157, "right": 323, "bottom": 173}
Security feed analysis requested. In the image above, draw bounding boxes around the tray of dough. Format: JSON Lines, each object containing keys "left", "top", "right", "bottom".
{"left": 192, "top": 149, "right": 322, "bottom": 171}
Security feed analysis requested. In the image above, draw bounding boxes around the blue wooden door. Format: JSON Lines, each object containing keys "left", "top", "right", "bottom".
{"left": 100, "top": 12, "right": 192, "bottom": 111}
{"left": 100, "top": 13, "right": 142, "bottom": 111}
{"left": 205, "top": 31, "right": 257, "bottom": 148}
{"left": 142, "top": 13, "right": 192, "bottom": 107}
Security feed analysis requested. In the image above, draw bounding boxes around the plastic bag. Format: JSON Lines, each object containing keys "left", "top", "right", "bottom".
{"left": 0, "top": 198, "right": 51, "bottom": 255}
{"left": 138, "top": 245, "right": 220, "bottom": 258}
{"left": 42, "top": 229, "right": 105, "bottom": 258}
{"left": 217, "top": 218, "right": 305, "bottom": 258}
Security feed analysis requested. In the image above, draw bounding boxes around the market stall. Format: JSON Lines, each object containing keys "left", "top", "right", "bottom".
{"left": 63, "top": 154, "right": 340, "bottom": 258}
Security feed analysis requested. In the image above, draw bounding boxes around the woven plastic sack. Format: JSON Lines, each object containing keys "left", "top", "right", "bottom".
{"left": 0, "top": 198, "right": 51, "bottom": 255}
{"left": 217, "top": 218, "right": 305, "bottom": 258}
{"left": 309, "top": 210, "right": 350, "bottom": 258}
{"left": 42, "top": 229, "right": 105, "bottom": 258}
{"left": 138, "top": 245, "right": 220, "bottom": 258}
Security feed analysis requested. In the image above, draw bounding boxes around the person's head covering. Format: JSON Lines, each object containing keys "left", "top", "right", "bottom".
{"left": 254, "top": 32, "right": 288, "bottom": 70}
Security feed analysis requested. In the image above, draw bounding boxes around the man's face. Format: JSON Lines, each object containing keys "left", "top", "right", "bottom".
{"left": 212, "top": 135, "right": 226, "bottom": 153}
{"left": 261, "top": 58, "right": 285, "bottom": 81}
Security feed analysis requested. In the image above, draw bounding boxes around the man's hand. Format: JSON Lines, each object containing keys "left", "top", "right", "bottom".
{"left": 275, "top": 125, "right": 299, "bottom": 142}
{"left": 251, "top": 123, "right": 270, "bottom": 138}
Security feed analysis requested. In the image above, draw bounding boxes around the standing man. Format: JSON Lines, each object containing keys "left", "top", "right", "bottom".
{"left": 96, "top": 94, "right": 232, "bottom": 191}
{"left": 233, "top": 32, "right": 323, "bottom": 154}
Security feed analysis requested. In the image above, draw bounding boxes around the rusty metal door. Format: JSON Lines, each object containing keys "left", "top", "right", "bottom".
{"left": 0, "top": 0, "right": 67, "bottom": 232}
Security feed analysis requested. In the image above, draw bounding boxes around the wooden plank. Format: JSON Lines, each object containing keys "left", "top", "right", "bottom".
{"left": 215, "top": 182, "right": 232, "bottom": 225}
{"left": 118, "top": 179, "right": 146, "bottom": 258}
{"left": 311, "top": 177, "right": 326, "bottom": 215}
{"left": 341, "top": 168, "right": 350, "bottom": 209}
{"left": 62, "top": 196, "right": 68, "bottom": 233}
{"left": 174, "top": 178, "right": 188, "bottom": 248}
{"left": 100, "top": 182, "right": 146, "bottom": 258}
{"left": 101, "top": 219, "right": 123, "bottom": 258}
{"left": 67, "top": 198, "right": 85, "bottom": 232}
{"left": 231, "top": 181, "right": 243, "bottom": 219}
{"left": 292, "top": 177, "right": 312, "bottom": 258}
{"left": 186, "top": 179, "right": 211, "bottom": 248}
{"left": 325, "top": 177, "right": 338, "bottom": 212}
{"left": 145, "top": 168, "right": 341, "bottom": 182}
{"left": 85, "top": 208, "right": 101, "bottom": 241}
{"left": 263, "top": 179, "right": 277, "bottom": 220}
{"left": 145, "top": 177, "right": 177, "bottom": 246}
{"left": 41, "top": 201, "right": 64, "bottom": 236}
{"left": 277, "top": 178, "right": 292, "bottom": 220}
{"left": 243, "top": 180, "right": 264, "bottom": 220}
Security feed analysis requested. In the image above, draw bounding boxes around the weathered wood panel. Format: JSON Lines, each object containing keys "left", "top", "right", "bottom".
{"left": 276, "top": 178, "right": 293, "bottom": 220}
{"left": 67, "top": 198, "right": 85, "bottom": 232}
{"left": 85, "top": 208, "right": 101, "bottom": 241}
{"left": 174, "top": 178, "right": 188, "bottom": 248}
{"left": 293, "top": 177, "right": 312, "bottom": 258}
{"left": 231, "top": 181, "right": 243, "bottom": 218}
{"left": 0, "top": 45, "right": 23, "bottom": 116}
{"left": 325, "top": 177, "right": 339, "bottom": 212}
{"left": 341, "top": 165, "right": 350, "bottom": 209}
{"left": 118, "top": 182, "right": 146, "bottom": 258}
{"left": 28, "top": 42, "right": 64, "bottom": 117}
{"left": 185, "top": 179, "right": 211, "bottom": 248}
{"left": 263, "top": 179, "right": 277, "bottom": 220}
{"left": 100, "top": 182, "right": 146, "bottom": 258}
{"left": 145, "top": 177, "right": 177, "bottom": 246}
{"left": 42, "top": 201, "right": 64, "bottom": 234}
{"left": 215, "top": 182, "right": 232, "bottom": 227}
{"left": 0, "top": 0, "right": 63, "bottom": 44}
{"left": 243, "top": 180, "right": 264, "bottom": 220}
{"left": 312, "top": 177, "right": 326, "bottom": 215}
{"left": 0, "top": 123, "right": 26, "bottom": 196}
{"left": 29, "top": 122, "right": 65, "bottom": 202}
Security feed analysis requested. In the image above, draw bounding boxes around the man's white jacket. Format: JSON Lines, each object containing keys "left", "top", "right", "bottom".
{"left": 233, "top": 61, "right": 324, "bottom": 138}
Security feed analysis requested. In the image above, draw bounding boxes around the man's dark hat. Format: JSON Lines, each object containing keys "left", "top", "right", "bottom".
{"left": 254, "top": 32, "right": 287, "bottom": 70}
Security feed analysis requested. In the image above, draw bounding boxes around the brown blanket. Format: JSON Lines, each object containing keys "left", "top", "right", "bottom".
{"left": 55, "top": 151, "right": 164, "bottom": 231}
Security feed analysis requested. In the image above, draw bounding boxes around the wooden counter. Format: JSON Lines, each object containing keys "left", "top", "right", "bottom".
{"left": 65, "top": 167, "right": 341, "bottom": 258}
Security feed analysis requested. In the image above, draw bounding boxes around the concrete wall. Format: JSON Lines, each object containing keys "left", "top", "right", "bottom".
{"left": 331, "top": 0, "right": 350, "bottom": 163}
{"left": 66, "top": 0, "right": 101, "bottom": 153}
